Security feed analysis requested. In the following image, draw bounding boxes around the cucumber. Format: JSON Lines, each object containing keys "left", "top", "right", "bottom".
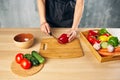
{"left": 32, "top": 51, "right": 45, "bottom": 64}
{"left": 101, "top": 42, "right": 108, "bottom": 48}
{"left": 24, "top": 54, "right": 32, "bottom": 60}
{"left": 24, "top": 53, "right": 40, "bottom": 66}
{"left": 30, "top": 57, "right": 40, "bottom": 66}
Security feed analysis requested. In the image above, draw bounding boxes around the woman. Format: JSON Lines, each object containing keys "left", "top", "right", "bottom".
{"left": 37, "top": 0, "right": 84, "bottom": 42}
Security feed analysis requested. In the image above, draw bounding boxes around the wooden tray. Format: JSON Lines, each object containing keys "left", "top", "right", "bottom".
{"left": 39, "top": 38, "right": 83, "bottom": 58}
{"left": 80, "top": 30, "right": 120, "bottom": 62}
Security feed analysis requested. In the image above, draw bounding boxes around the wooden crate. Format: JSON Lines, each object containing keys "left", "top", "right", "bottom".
{"left": 80, "top": 30, "right": 120, "bottom": 62}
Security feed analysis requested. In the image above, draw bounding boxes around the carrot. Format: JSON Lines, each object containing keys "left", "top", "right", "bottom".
{"left": 98, "top": 47, "right": 120, "bottom": 52}
{"left": 98, "top": 47, "right": 120, "bottom": 56}
{"left": 98, "top": 51, "right": 120, "bottom": 56}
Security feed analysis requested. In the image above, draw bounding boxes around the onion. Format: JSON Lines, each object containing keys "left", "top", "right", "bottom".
{"left": 93, "top": 42, "right": 101, "bottom": 50}
{"left": 107, "top": 45, "right": 114, "bottom": 52}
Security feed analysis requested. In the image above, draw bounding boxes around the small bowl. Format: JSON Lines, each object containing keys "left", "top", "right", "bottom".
{"left": 14, "top": 33, "right": 34, "bottom": 49}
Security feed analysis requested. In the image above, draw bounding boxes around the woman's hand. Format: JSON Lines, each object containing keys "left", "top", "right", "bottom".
{"left": 40, "top": 22, "right": 51, "bottom": 35}
{"left": 67, "top": 28, "right": 78, "bottom": 42}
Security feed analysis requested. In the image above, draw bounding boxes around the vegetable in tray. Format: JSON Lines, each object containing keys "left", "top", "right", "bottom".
{"left": 87, "top": 28, "right": 120, "bottom": 56}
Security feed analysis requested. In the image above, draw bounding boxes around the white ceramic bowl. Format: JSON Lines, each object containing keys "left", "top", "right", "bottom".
{"left": 14, "top": 33, "right": 34, "bottom": 49}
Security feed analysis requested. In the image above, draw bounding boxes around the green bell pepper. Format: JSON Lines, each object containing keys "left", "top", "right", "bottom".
{"left": 108, "top": 36, "right": 119, "bottom": 47}
{"left": 99, "top": 28, "right": 109, "bottom": 35}
{"left": 24, "top": 53, "right": 40, "bottom": 66}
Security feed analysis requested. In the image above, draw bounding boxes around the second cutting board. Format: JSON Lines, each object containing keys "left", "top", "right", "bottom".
{"left": 39, "top": 38, "right": 83, "bottom": 58}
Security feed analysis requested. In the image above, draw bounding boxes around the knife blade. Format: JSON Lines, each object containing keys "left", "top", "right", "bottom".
{"left": 49, "top": 32, "right": 58, "bottom": 39}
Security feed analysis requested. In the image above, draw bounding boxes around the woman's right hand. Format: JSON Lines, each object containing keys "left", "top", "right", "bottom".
{"left": 40, "top": 22, "right": 51, "bottom": 35}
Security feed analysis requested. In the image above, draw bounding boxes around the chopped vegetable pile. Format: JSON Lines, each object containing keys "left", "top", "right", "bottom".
{"left": 87, "top": 28, "right": 120, "bottom": 52}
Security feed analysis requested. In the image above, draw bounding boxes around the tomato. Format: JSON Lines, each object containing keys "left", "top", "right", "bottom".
{"left": 88, "top": 30, "right": 98, "bottom": 36}
{"left": 58, "top": 34, "right": 69, "bottom": 44}
{"left": 15, "top": 53, "right": 24, "bottom": 64}
{"left": 87, "top": 36, "right": 95, "bottom": 44}
{"left": 87, "top": 30, "right": 101, "bottom": 45}
{"left": 20, "top": 58, "right": 32, "bottom": 69}
{"left": 87, "top": 35, "right": 100, "bottom": 45}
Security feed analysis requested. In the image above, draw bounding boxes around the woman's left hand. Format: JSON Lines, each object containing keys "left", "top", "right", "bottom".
{"left": 67, "top": 28, "right": 78, "bottom": 42}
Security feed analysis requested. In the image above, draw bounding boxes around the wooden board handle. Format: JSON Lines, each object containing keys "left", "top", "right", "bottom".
{"left": 40, "top": 43, "right": 47, "bottom": 50}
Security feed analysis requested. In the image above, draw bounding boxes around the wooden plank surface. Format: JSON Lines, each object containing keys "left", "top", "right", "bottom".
{"left": 0, "top": 28, "right": 120, "bottom": 80}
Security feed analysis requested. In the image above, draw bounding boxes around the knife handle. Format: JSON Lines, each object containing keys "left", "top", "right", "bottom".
{"left": 49, "top": 32, "right": 52, "bottom": 36}
{"left": 49, "top": 32, "right": 58, "bottom": 39}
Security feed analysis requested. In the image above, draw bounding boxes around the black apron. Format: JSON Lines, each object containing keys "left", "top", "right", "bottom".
{"left": 46, "top": 0, "right": 76, "bottom": 28}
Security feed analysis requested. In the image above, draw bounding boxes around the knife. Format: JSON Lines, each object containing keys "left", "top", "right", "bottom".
{"left": 49, "top": 32, "right": 58, "bottom": 39}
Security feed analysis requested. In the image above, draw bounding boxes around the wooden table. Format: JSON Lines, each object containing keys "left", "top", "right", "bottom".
{"left": 0, "top": 28, "right": 120, "bottom": 80}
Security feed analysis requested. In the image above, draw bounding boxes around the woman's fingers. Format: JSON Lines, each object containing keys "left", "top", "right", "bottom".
{"left": 40, "top": 22, "right": 51, "bottom": 35}
{"left": 67, "top": 29, "right": 77, "bottom": 42}
{"left": 68, "top": 31, "right": 76, "bottom": 42}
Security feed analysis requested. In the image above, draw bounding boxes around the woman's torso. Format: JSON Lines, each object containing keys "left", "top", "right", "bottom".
{"left": 46, "top": 0, "right": 76, "bottom": 28}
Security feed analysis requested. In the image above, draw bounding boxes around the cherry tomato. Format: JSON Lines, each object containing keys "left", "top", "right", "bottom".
{"left": 87, "top": 36, "right": 95, "bottom": 44}
{"left": 20, "top": 58, "right": 32, "bottom": 69}
{"left": 15, "top": 53, "right": 24, "bottom": 64}
{"left": 87, "top": 36, "right": 100, "bottom": 45}
{"left": 58, "top": 34, "right": 69, "bottom": 44}
{"left": 88, "top": 30, "right": 98, "bottom": 36}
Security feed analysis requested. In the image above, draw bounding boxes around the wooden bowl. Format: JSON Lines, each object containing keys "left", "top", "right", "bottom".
{"left": 14, "top": 33, "right": 34, "bottom": 49}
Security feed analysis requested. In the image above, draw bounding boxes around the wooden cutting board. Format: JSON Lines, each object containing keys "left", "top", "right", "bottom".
{"left": 11, "top": 61, "right": 44, "bottom": 77}
{"left": 39, "top": 38, "right": 83, "bottom": 58}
